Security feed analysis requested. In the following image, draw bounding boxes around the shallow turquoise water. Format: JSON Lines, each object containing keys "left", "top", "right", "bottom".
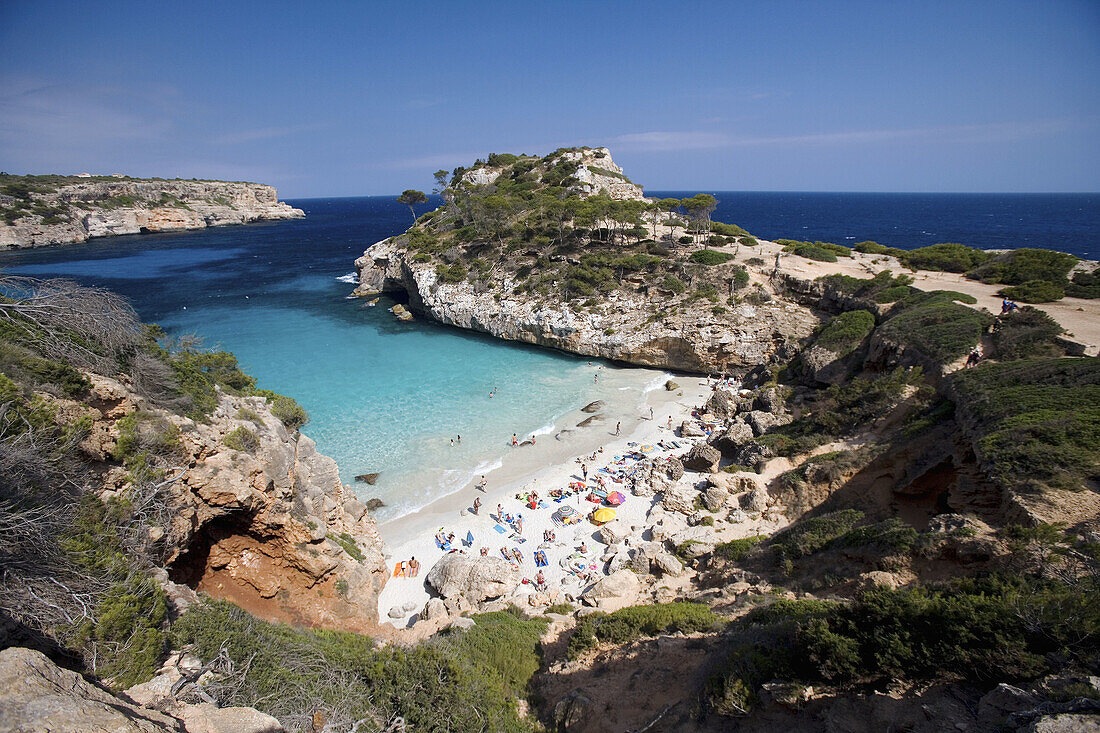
{"left": 0, "top": 198, "right": 659, "bottom": 520}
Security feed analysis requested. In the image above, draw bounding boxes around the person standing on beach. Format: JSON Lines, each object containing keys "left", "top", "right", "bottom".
{"left": 496, "top": 504, "right": 503, "bottom": 521}
{"left": 473, "top": 497, "right": 481, "bottom": 515}
{"left": 615, "top": 422, "right": 621, "bottom": 435}
{"left": 477, "top": 475, "right": 487, "bottom": 491}
{"left": 667, "top": 415, "right": 673, "bottom": 429}
{"left": 582, "top": 463, "right": 588, "bottom": 482}
{"left": 649, "top": 407, "right": 654, "bottom": 420}
{"left": 511, "top": 433, "right": 518, "bottom": 446}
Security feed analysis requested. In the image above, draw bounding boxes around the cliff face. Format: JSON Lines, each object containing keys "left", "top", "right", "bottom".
{"left": 355, "top": 237, "right": 815, "bottom": 373}
{"left": 0, "top": 178, "right": 304, "bottom": 249}
{"left": 68, "top": 373, "right": 387, "bottom": 634}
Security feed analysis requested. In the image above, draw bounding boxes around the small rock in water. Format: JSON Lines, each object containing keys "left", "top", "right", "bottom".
{"left": 355, "top": 472, "right": 380, "bottom": 485}
{"left": 581, "top": 400, "right": 605, "bottom": 413}
{"left": 366, "top": 497, "right": 385, "bottom": 511}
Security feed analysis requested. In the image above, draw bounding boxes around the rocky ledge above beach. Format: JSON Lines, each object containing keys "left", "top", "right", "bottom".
{"left": 0, "top": 175, "right": 304, "bottom": 249}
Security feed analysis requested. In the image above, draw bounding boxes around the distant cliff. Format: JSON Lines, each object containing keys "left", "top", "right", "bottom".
{"left": 0, "top": 175, "right": 304, "bottom": 249}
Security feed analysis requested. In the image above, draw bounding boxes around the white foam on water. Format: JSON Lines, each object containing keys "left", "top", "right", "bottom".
{"left": 335, "top": 272, "right": 358, "bottom": 283}
{"left": 530, "top": 422, "right": 556, "bottom": 437}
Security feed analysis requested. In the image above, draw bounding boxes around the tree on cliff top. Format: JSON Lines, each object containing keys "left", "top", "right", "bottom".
{"left": 682, "top": 193, "right": 718, "bottom": 246}
{"left": 397, "top": 189, "right": 428, "bottom": 224}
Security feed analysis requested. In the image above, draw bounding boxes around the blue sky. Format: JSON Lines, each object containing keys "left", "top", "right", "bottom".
{"left": 1, "top": 1, "right": 1098, "bottom": 196}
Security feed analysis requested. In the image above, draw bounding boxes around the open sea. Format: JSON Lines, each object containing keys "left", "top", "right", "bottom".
{"left": 1, "top": 192, "right": 1096, "bottom": 520}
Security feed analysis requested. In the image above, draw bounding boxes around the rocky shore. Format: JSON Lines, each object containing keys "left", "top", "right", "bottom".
{"left": 0, "top": 177, "right": 303, "bottom": 249}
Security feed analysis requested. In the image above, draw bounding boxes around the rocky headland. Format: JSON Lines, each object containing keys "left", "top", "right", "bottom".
{"left": 0, "top": 175, "right": 304, "bottom": 249}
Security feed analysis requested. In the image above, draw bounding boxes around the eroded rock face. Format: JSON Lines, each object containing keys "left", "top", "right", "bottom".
{"left": 425, "top": 553, "right": 517, "bottom": 605}
{"left": 682, "top": 443, "right": 722, "bottom": 473}
{"left": 0, "top": 180, "right": 303, "bottom": 249}
{"left": 0, "top": 647, "right": 284, "bottom": 733}
{"left": 581, "top": 569, "right": 641, "bottom": 610}
{"left": 78, "top": 374, "right": 387, "bottom": 635}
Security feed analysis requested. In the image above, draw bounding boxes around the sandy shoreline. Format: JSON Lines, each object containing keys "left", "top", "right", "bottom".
{"left": 375, "top": 375, "right": 713, "bottom": 627}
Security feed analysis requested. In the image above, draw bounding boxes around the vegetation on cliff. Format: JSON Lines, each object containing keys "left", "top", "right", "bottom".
{"left": 0, "top": 274, "right": 308, "bottom": 689}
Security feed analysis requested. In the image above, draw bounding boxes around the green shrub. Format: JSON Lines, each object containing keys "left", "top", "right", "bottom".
{"left": 236, "top": 407, "right": 263, "bottom": 423}
{"left": 412, "top": 252, "right": 432, "bottom": 263}
{"left": 999, "top": 280, "right": 1065, "bottom": 303}
{"left": 678, "top": 235, "right": 693, "bottom": 244}
{"left": 112, "top": 411, "right": 181, "bottom": 463}
{"left": 990, "top": 307, "right": 1064, "bottom": 360}
{"left": 950, "top": 358, "right": 1100, "bottom": 494}
{"left": 732, "top": 267, "right": 750, "bottom": 289}
{"left": 739, "top": 236, "right": 758, "bottom": 246}
{"left": 170, "top": 600, "right": 545, "bottom": 732}
{"left": 708, "top": 576, "right": 1090, "bottom": 716}
{"left": 714, "top": 536, "right": 766, "bottom": 562}
{"left": 902, "top": 242, "right": 990, "bottom": 273}
{"left": 746, "top": 257, "right": 765, "bottom": 266}
{"left": 224, "top": 425, "right": 260, "bottom": 453}
{"left": 436, "top": 262, "right": 468, "bottom": 283}
{"left": 878, "top": 290, "right": 992, "bottom": 363}
{"left": 690, "top": 249, "right": 735, "bottom": 266}
{"left": 263, "top": 392, "right": 309, "bottom": 430}
{"left": 781, "top": 242, "right": 837, "bottom": 262}
{"left": 967, "top": 248, "right": 1077, "bottom": 285}
{"left": 545, "top": 603, "right": 574, "bottom": 615}
{"left": 568, "top": 602, "right": 722, "bottom": 659}
{"left": 335, "top": 532, "right": 365, "bottom": 562}
{"left": 1067, "top": 266, "right": 1100, "bottom": 299}
{"left": 814, "top": 310, "right": 875, "bottom": 354}
{"left": 661, "top": 275, "right": 686, "bottom": 294}
{"left": 771, "top": 509, "right": 865, "bottom": 560}
{"left": 711, "top": 221, "right": 749, "bottom": 237}
{"left": 835, "top": 518, "right": 919, "bottom": 555}
{"left": 854, "top": 241, "right": 907, "bottom": 257}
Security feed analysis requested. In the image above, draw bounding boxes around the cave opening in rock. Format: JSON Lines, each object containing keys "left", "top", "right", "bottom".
{"left": 167, "top": 511, "right": 256, "bottom": 589}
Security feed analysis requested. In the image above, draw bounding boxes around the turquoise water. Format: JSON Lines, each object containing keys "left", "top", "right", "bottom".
{"left": 0, "top": 198, "right": 660, "bottom": 520}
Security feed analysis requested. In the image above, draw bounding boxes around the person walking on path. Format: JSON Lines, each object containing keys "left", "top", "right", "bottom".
{"left": 649, "top": 407, "right": 654, "bottom": 420}
{"left": 477, "top": 475, "right": 487, "bottom": 491}
{"left": 615, "top": 421, "right": 621, "bottom": 435}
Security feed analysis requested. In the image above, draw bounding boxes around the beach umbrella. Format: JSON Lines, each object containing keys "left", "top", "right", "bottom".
{"left": 593, "top": 507, "right": 617, "bottom": 523}
{"left": 606, "top": 491, "right": 626, "bottom": 506}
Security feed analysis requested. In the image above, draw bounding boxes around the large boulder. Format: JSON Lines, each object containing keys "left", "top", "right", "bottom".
{"left": 741, "top": 487, "right": 771, "bottom": 514}
{"left": 703, "top": 485, "right": 731, "bottom": 512}
{"left": 598, "top": 522, "right": 628, "bottom": 545}
{"left": 734, "top": 441, "right": 774, "bottom": 471}
{"left": 682, "top": 443, "right": 722, "bottom": 473}
{"left": 744, "top": 410, "right": 792, "bottom": 436}
{"left": 705, "top": 390, "right": 734, "bottom": 418}
{"left": 680, "top": 421, "right": 705, "bottom": 437}
{"left": 978, "top": 683, "right": 1041, "bottom": 724}
{"left": 426, "top": 554, "right": 517, "bottom": 604}
{"left": 553, "top": 690, "right": 593, "bottom": 732}
{"left": 666, "top": 457, "right": 685, "bottom": 480}
{"left": 0, "top": 647, "right": 283, "bottom": 733}
{"left": 709, "top": 420, "right": 754, "bottom": 456}
{"left": 581, "top": 569, "right": 641, "bottom": 610}
{"left": 662, "top": 486, "right": 698, "bottom": 515}
{"left": 653, "top": 551, "right": 684, "bottom": 576}
{"left": 755, "top": 387, "right": 785, "bottom": 414}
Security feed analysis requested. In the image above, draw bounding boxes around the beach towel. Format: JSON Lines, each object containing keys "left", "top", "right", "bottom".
{"left": 464, "top": 531, "right": 474, "bottom": 547}
{"left": 393, "top": 561, "right": 406, "bottom": 578}
{"left": 493, "top": 524, "right": 507, "bottom": 534}
{"left": 534, "top": 550, "right": 548, "bottom": 567}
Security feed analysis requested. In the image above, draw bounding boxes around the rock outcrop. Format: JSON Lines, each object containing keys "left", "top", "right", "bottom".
{"left": 425, "top": 553, "right": 518, "bottom": 606}
{"left": 0, "top": 646, "right": 283, "bottom": 733}
{"left": 351, "top": 148, "right": 818, "bottom": 374}
{"left": 72, "top": 373, "right": 387, "bottom": 634}
{"left": 0, "top": 178, "right": 303, "bottom": 249}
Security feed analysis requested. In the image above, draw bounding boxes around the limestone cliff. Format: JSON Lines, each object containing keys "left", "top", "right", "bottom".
{"left": 0, "top": 177, "right": 303, "bottom": 249}
{"left": 65, "top": 373, "right": 387, "bottom": 634}
{"left": 353, "top": 147, "right": 818, "bottom": 373}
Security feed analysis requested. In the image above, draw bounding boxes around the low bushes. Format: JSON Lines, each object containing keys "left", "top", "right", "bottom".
{"left": 567, "top": 602, "right": 722, "bottom": 659}
{"left": 714, "top": 536, "right": 766, "bottom": 562}
{"left": 1067, "top": 266, "right": 1100, "bottom": 299}
{"left": 170, "top": 600, "right": 547, "bottom": 732}
{"left": 814, "top": 310, "right": 875, "bottom": 354}
{"left": 711, "top": 221, "right": 750, "bottom": 237}
{"left": 902, "top": 242, "right": 990, "bottom": 273}
{"left": 950, "top": 358, "right": 1100, "bottom": 494}
{"left": 990, "top": 307, "right": 1064, "bottom": 360}
{"left": 968, "top": 248, "right": 1077, "bottom": 286}
{"left": 224, "top": 426, "right": 259, "bottom": 453}
{"left": 853, "top": 241, "right": 907, "bottom": 258}
{"left": 878, "top": 290, "right": 991, "bottom": 363}
{"left": 770, "top": 509, "right": 865, "bottom": 560}
{"left": 689, "top": 249, "right": 735, "bottom": 265}
{"left": 999, "top": 279, "right": 1065, "bottom": 303}
{"left": 708, "top": 576, "right": 1096, "bottom": 716}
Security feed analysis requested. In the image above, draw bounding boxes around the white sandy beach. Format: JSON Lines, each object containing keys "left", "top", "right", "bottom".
{"left": 375, "top": 375, "right": 716, "bottom": 627}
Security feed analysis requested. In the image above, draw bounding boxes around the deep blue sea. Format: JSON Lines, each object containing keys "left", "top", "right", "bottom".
{"left": 653, "top": 191, "right": 1100, "bottom": 260}
{"left": 0, "top": 192, "right": 1095, "bottom": 520}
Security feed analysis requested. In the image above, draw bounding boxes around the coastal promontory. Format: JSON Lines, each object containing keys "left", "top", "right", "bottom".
{"left": 0, "top": 174, "right": 304, "bottom": 249}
